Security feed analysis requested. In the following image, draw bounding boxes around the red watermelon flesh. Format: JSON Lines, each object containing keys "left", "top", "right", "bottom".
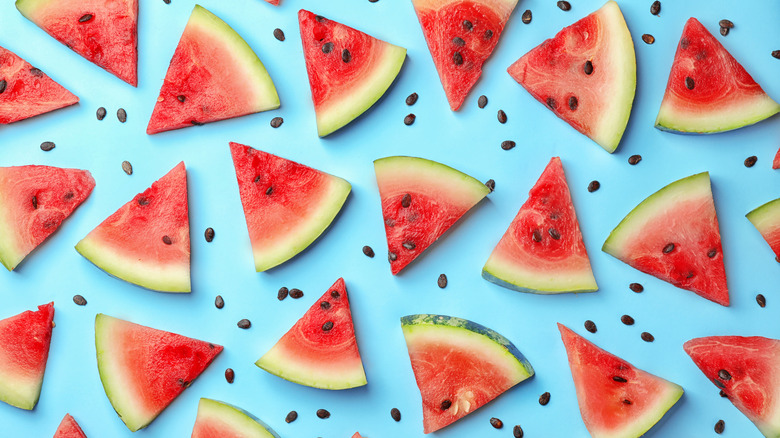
{"left": 0, "top": 46, "right": 79, "bottom": 124}
{"left": 0, "top": 165, "right": 95, "bottom": 271}
{"left": 0, "top": 303, "right": 54, "bottom": 411}
{"left": 352, "top": 434, "right": 365, "bottom": 438}
{"left": 264, "top": 0, "right": 280, "bottom": 5}
{"left": 255, "top": 278, "right": 366, "bottom": 390}
{"left": 746, "top": 198, "right": 780, "bottom": 261}
{"left": 54, "top": 414, "right": 87, "bottom": 438}
{"left": 412, "top": 0, "right": 518, "bottom": 111}
{"left": 15, "top": 0, "right": 138, "bottom": 86}
{"left": 684, "top": 336, "right": 780, "bottom": 437}
{"left": 559, "top": 324, "right": 683, "bottom": 438}
{"left": 191, "top": 398, "right": 279, "bottom": 438}
{"left": 773, "top": 147, "right": 780, "bottom": 170}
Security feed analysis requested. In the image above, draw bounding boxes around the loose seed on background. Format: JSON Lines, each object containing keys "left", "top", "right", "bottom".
{"left": 497, "top": 109, "right": 507, "bottom": 124}
{"left": 628, "top": 154, "right": 642, "bottom": 165}
{"left": 719, "top": 27, "right": 729, "bottom": 37}
{"left": 650, "top": 1, "right": 661, "bottom": 15}
{"left": 641, "top": 332, "right": 655, "bottom": 342}
{"left": 557, "top": 0, "right": 571, "bottom": 11}
{"left": 73, "top": 295, "right": 87, "bottom": 306}
{"left": 237, "top": 319, "right": 251, "bottom": 329}
{"left": 0, "top": 79, "right": 6, "bottom": 94}
{"left": 362, "top": 245, "right": 375, "bottom": 258}
{"left": 513, "top": 425, "right": 524, "bottom": 438}
{"left": 756, "top": 293, "right": 766, "bottom": 308}
{"left": 719, "top": 19, "right": 734, "bottom": 29}
{"left": 621, "top": 315, "right": 635, "bottom": 325}
{"left": 122, "top": 160, "right": 133, "bottom": 175}
{"left": 270, "top": 117, "right": 283, "bottom": 128}
{"left": 163, "top": 0, "right": 171, "bottom": 4}
{"left": 715, "top": 419, "right": 725, "bottom": 434}
{"left": 316, "top": 409, "right": 330, "bottom": 419}
{"left": 485, "top": 179, "right": 496, "bottom": 192}
{"left": 772, "top": 50, "right": 780, "bottom": 59}
{"left": 744, "top": 156, "right": 757, "bottom": 167}
{"left": 501, "top": 140, "right": 516, "bottom": 150}
{"left": 96, "top": 107, "right": 107, "bottom": 120}
{"left": 215, "top": 295, "right": 224, "bottom": 309}
{"left": 406, "top": 92, "right": 419, "bottom": 106}
{"left": 437, "top": 274, "right": 448, "bottom": 289}
{"left": 404, "top": 114, "right": 416, "bottom": 125}
{"left": 490, "top": 417, "right": 503, "bottom": 429}
{"left": 539, "top": 392, "right": 551, "bottom": 406}
{"left": 117, "top": 108, "right": 127, "bottom": 123}
{"left": 391, "top": 407, "right": 401, "bottom": 421}
{"left": 289, "top": 288, "right": 304, "bottom": 299}
{"left": 285, "top": 411, "right": 298, "bottom": 423}
{"left": 588, "top": 180, "right": 600, "bottom": 192}
{"left": 478, "top": 95, "right": 488, "bottom": 108}
{"left": 225, "top": 368, "right": 235, "bottom": 383}
{"left": 522, "top": 9, "right": 532, "bottom": 24}
{"left": 278, "top": 287, "right": 289, "bottom": 301}
{"left": 204, "top": 227, "right": 215, "bottom": 242}
{"left": 273, "top": 28, "right": 285, "bottom": 41}
{"left": 629, "top": 282, "right": 644, "bottom": 293}
{"left": 642, "top": 34, "right": 655, "bottom": 44}
{"left": 40, "top": 141, "right": 55, "bottom": 151}
{"left": 584, "top": 320, "right": 597, "bottom": 333}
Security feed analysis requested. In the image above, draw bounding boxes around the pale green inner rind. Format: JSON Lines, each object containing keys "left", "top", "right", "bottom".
{"left": 75, "top": 236, "right": 190, "bottom": 293}
{"left": 746, "top": 197, "right": 780, "bottom": 233}
{"left": 317, "top": 44, "right": 406, "bottom": 137}
{"left": 252, "top": 177, "right": 351, "bottom": 272}
{"left": 481, "top": 260, "right": 597, "bottom": 294}
{"left": 588, "top": 381, "right": 683, "bottom": 438}
{"left": 14, "top": 0, "right": 52, "bottom": 20}
{"left": 197, "top": 399, "right": 280, "bottom": 438}
{"left": 255, "top": 348, "right": 367, "bottom": 390}
{"left": 0, "top": 368, "right": 39, "bottom": 410}
{"left": 374, "top": 156, "right": 490, "bottom": 204}
{"left": 656, "top": 93, "right": 780, "bottom": 134}
{"left": 0, "top": 208, "right": 23, "bottom": 271}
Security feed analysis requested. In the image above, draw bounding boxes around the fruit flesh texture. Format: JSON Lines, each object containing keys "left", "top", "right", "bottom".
{"left": 746, "top": 198, "right": 780, "bottom": 259}
{"left": 54, "top": 414, "right": 87, "bottom": 438}
{"left": 191, "top": 398, "right": 280, "bottom": 438}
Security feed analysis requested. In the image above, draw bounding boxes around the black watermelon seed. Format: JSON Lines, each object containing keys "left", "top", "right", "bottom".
{"left": 630, "top": 282, "right": 644, "bottom": 293}
{"left": 484, "top": 29, "right": 494, "bottom": 39}
{"left": 342, "top": 49, "right": 351, "bottom": 63}
{"left": 277, "top": 287, "right": 289, "bottom": 301}
{"left": 745, "top": 156, "right": 757, "bottom": 167}
{"left": 539, "top": 392, "right": 551, "bottom": 406}
{"left": 177, "top": 95, "right": 186, "bottom": 103}
{"left": 96, "top": 107, "right": 106, "bottom": 120}
{"left": 621, "top": 315, "right": 635, "bottom": 325}
{"left": 0, "top": 79, "right": 6, "bottom": 94}
{"left": 285, "top": 411, "right": 298, "bottom": 423}
{"left": 440, "top": 400, "right": 452, "bottom": 410}
{"left": 772, "top": 50, "right": 780, "bottom": 59}
{"left": 685, "top": 77, "right": 695, "bottom": 90}
{"left": 289, "top": 288, "right": 303, "bottom": 299}
{"left": 369, "top": 0, "right": 379, "bottom": 2}
{"left": 322, "top": 42, "right": 334, "bottom": 54}
{"left": 30, "top": 67, "right": 42, "bottom": 76}
{"left": 641, "top": 332, "right": 655, "bottom": 342}
{"left": 719, "top": 19, "right": 734, "bottom": 29}
{"left": 583, "top": 60, "right": 594, "bottom": 75}
{"left": 497, "top": 109, "right": 507, "bottom": 123}
{"left": 642, "top": 34, "right": 655, "bottom": 44}
{"left": 322, "top": 321, "right": 334, "bottom": 331}
{"left": 162, "top": 235, "right": 172, "bottom": 245}
{"left": 225, "top": 368, "right": 235, "bottom": 383}
{"left": 513, "top": 425, "right": 524, "bottom": 438}
{"left": 237, "top": 319, "right": 251, "bottom": 329}
{"left": 680, "top": 37, "right": 690, "bottom": 49}
{"left": 715, "top": 419, "right": 725, "bottom": 434}
{"left": 490, "top": 417, "right": 503, "bottom": 429}
{"left": 204, "top": 227, "right": 215, "bottom": 242}
{"left": 273, "top": 28, "right": 285, "bottom": 41}
{"left": 757, "top": 294, "right": 767, "bottom": 308}
{"left": 623, "top": 399, "right": 632, "bottom": 405}
{"left": 117, "top": 108, "right": 127, "bottom": 123}
{"left": 452, "top": 37, "right": 465, "bottom": 46}
{"left": 462, "top": 20, "right": 473, "bottom": 31}
{"left": 390, "top": 407, "right": 401, "bottom": 421}
{"left": 718, "top": 369, "right": 732, "bottom": 380}
{"left": 557, "top": 1, "right": 571, "bottom": 11}
{"left": 406, "top": 92, "right": 419, "bottom": 105}
{"left": 453, "top": 51, "right": 464, "bottom": 65}
{"left": 546, "top": 97, "right": 557, "bottom": 109}
{"left": 650, "top": 1, "right": 661, "bottom": 15}
{"left": 270, "top": 117, "right": 283, "bottom": 128}
{"left": 437, "top": 274, "right": 448, "bottom": 289}
{"left": 40, "top": 141, "right": 55, "bottom": 151}
{"left": 532, "top": 229, "right": 543, "bottom": 242}
{"left": 404, "top": 114, "right": 416, "bottom": 125}
{"left": 388, "top": 251, "right": 398, "bottom": 262}
{"left": 548, "top": 228, "right": 561, "bottom": 240}
{"left": 568, "top": 96, "right": 579, "bottom": 110}
{"left": 707, "top": 249, "right": 717, "bottom": 258}
{"left": 320, "top": 301, "right": 331, "bottom": 310}
{"left": 316, "top": 409, "right": 330, "bottom": 419}
{"left": 402, "top": 241, "right": 416, "bottom": 250}
{"left": 478, "top": 95, "right": 488, "bottom": 108}
{"left": 315, "top": 15, "right": 324, "bottom": 22}
{"left": 330, "top": 290, "right": 340, "bottom": 299}
{"left": 720, "top": 390, "right": 728, "bottom": 397}
{"left": 163, "top": 0, "right": 171, "bottom": 4}
{"left": 73, "top": 295, "right": 87, "bottom": 306}
{"left": 719, "top": 26, "right": 729, "bottom": 37}
{"left": 121, "top": 160, "right": 133, "bottom": 175}
{"left": 522, "top": 9, "right": 532, "bottom": 24}
{"left": 588, "top": 180, "right": 600, "bottom": 192}
{"left": 64, "top": 191, "right": 74, "bottom": 200}
{"left": 613, "top": 375, "right": 628, "bottom": 382}
{"left": 265, "top": 186, "right": 273, "bottom": 196}
{"left": 628, "top": 154, "right": 642, "bottom": 165}
{"left": 501, "top": 140, "right": 516, "bottom": 150}
{"left": 584, "top": 320, "right": 597, "bottom": 333}
{"left": 362, "top": 245, "right": 375, "bottom": 258}
{"left": 485, "top": 179, "right": 496, "bottom": 192}
{"left": 713, "top": 378, "right": 726, "bottom": 388}
{"left": 137, "top": 197, "right": 150, "bottom": 206}
{"left": 663, "top": 243, "right": 675, "bottom": 253}
{"left": 215, "top": 295, "right": 224, "bottom": 309}
{"left": 401, "top": 193, "right": 412, "bottom": 208}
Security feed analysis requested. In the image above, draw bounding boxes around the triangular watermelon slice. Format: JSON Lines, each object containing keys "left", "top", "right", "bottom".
{"left": 773, "top": 147, "right": 780, "bottom": 170}
{"left": 230, "top": 142, "right": 351, "bottom": 272}
{"left": 559, "top": 323, "right": 683, "bottom": 438}
{"left": 95, "top": 313, "right": 223, "bottom": 432}
{"left": 655, "top": 18, "right": 780, "bottom": 133}
{"left": 0, "top": 303, "right": 54, "bottom": 410}
{"left": 54, "top": 414, "right": 87, "bottom": 438}
{"left": 508, "top": 1, "right": 636, "bottom": 152}
{"left": 374, "top": 156, "right": 490, "bottom": 275}
{"left": 684, "top": 336, "right": 780, "bottom": 437}
{"left": 0, "top": 165, "right": 95, "bottom": 271}
{"left": 264, "top": 0, "right": 280, "bottom": 5}
{"left": 255, "top": 278, "right": 366, "bottom": 390}
{"left": 412, "top": 0, "right": 518, "bottom": 111}
{"left": 483, "top": 157, "right": 597, "bottom": 294}
{"left": 746, "top": 197, "right": 780, "bottom": 261}
{"left": 0, "top": 46, "right": 79, "bottom": 124}
{"left": 191, "top": 398, "right": 280, "bottom": 438}
{"left": 147, "top": 5, "right": 279, "bottom": 134}
{"left": 16, "top": 0, "right": 138, "bottom": 86}
{"left": 602, "top": 172, "right": 729, "bottom": 306}
{"left": 298, "top": 10, "right": 406, "bottom": 137}
{"left": 75, "top": 162, "right": 190, "bottom": 292}
{"left": 401, "top": 314, "right": 534, "bottom": 433}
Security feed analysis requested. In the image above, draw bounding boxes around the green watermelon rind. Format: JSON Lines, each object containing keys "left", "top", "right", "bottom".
{"left": 193, "top": 398, "right": 280, "bottom": 438}
{"left": 746, "top": 197, "right": 780, "bottom": 234}
{"left": 254, "top": 345, "right": 367, "bottom": 390}
{"left": 656, "top": 97, "right": 780, "bottom": 134}
{"left": 374, "top": 156, "right": 491, "bottom": 201}
{"left": 481, "top": 267, "right": 598, "bottom": 294}
{"left": 0, "top": 213, "right": 23, "bottom": 271}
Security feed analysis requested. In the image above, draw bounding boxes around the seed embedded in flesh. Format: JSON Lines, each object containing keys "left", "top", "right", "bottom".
{"left": 522, "top": 9, "right": 532, "bottom": 24}
{"left": 484, "top": 29, "right": 493, "bottom": 39}
{"left": 532, "top": 229, "right": 543, "bottom": 242}
{"left": 162, "top": 235, "right": 172, "bottom": 245}
{"left": 707, "top": 249, "right": 717, "bottom": 258}
{"left": 623, "top": 399, "right": 632, "bottom": 405}
{"left": 322, "top": 321, "right": 334, "bottom": 331}
{"left": 584, "top": 320, "right": 597, "bottom": 333}
{"left": 401, "top": 193, "right": 412, "bottom": 208}
{"left": 342, "top": 49, "right": 351, "bottom": 63}
{"left": 662, "top": 243, "right": 675, "bottom": 253}
{"left": 539, "top": 392, "right": 551, "bottom": 405}
{"left": 548, "top": 228, "right": 561, "bottom": 240}
{"left": 568, "top": 96, "right": 579, "bottom": 110}
{"left": 265, "top": 186, "right": 273, "bottom": 196}
{"left": 0, "top": 79, "right": 6, "bottom": 94}
{"left": 440, "top": 400, "right": 452, "bottom": 410}
{"left": 177, "top": 95, "right": 186, "bottom": 103}
{"left": 402, "top": 241, "right": 416, "bottom": 250}
{"left": 583, "top": 60, "right": 594, "bottom": 75}
{"left": 30, "top": 68, "right": 42, "bottom": 76}
{"left": 685, "top": 77, "right": 695, "bottom": 90}
{"left": 78, "top": 14, "right": 93, "bottom": 23}
{"left": 331, "top": 290, "right": 340, "bottom": 299}
{"left": 322, "top": 42, "right": 334, "bottom": 54}
{"left": 320, "top": 301, "right": 331, "bottom": 310}
{"left": 388, "top": 251, "right": 397, "bottom": 262}
{"left": 462, "top": 20, "right": 473, "bottom": 31}
{"left": 453, "top": 51, "right": 464, "bottom": 65}
{"left": 546, "top": 97, "right": 557, "bottom": 109}
{"left": 452, "top": 37, "right": 465, "bottom": 46}
{"left": 650, "top": 1, "right": 661, "bottom": 15}
{"left": 718, "top": 369, "right": 732, "bottom": 380}
{"left": 613, "top": 376, "right": 628, "bottom": 383}
{"left": 362, "top": 245, "right": 375, "bottom": 258}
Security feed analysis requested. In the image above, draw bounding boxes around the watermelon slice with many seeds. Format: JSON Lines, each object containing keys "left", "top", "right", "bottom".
{"left": 401, "top": 314, "right": 534, "bottom": 433}
{"left": 75, "top": 162, "right": 190, "bottom": 292}
{"left": 0, "top": 46, "right": 79, "bottom": 124}
{"left": 746, "top": 197, "right": 780, "bottom": 261}
{"left": 412, "top": 0, "right": 518, "bottom": 111}
{"left": 95, "top": 314, "right": 222, "bottom": 432}
{"left": 147, "top": 5, "right": 279, "bottom": 134}
{"left": 255, "top": 278, "right": 366, "bottom": 390}
{"left": 16, "top": 0, "right": 138, "bottom": 86}
{"left": 375, "top": 156, "right": 490, "bottom": 275}
{"left": 684, "top": 336, "right": 780, "bottom": 437}
{"left": 482, "top": 157, "right": 597, "bottom": 294}
{"left": 0, "top": 165, "right": 95, "bottom": 271}
{"left": 0, "top": 303, "right": 54, "bottom": 411}
{"left": 191, "top": 398, "right": 279, "bottom": 438}
{"left": 559, "top": 323, "right": 683, "bottom": 438}
{"left": 298, "top": 10, "right": 406, "bottom": 137}
{"left": 602, "top": 172, "right": 729, "bottom": 306}
{"left": 54, "top": 414, "right": 87, "bottom": 438}
{"left": 508, "top": 1, "right": 636, "bottom": 152}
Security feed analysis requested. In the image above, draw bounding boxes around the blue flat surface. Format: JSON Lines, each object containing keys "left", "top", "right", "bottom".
{"left": 1, "top": 0, "right": 779, "bottom": 436}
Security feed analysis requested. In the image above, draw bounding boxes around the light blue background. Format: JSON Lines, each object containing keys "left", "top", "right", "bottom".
{"left": 1, "top": 0, "right": 779, "bottom": 436}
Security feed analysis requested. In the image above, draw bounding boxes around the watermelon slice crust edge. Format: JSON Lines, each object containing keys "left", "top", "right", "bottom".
{"left": 191, "top": 398, "right": 280, "bottom": 438}
{"left": 746, "top": 197, "right": 780, "bottom": 260}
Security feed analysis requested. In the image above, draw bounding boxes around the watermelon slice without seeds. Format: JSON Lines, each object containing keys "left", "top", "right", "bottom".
{"left": 147, "top": 5, "right": 279, "bottom": 134}
{"left": 684, "top": 336, "right": 780, "bottom": 437}
{"left": 746, "top": 197, "right": 780, "bottom": 261}
{"left": 230, "top": 142, "right": 351, "bottom": 272}
{"left": 191, "top": 398, "right": 279, "bottom": 438}
{"left": 655, "top": 18, "right": 780, "bottom": 134}
{"left": 375, "top": 156, "right": 490, "bottom": 275}
{"left": 256, "top": 278, "right": 366, "bottom": 390}
{"left": 54, "top": 414, "right": 87, "bottom": 438}
{"left": 773, "top": 147, "right": 780, "bottom": 170}
{"left": 75, "top": 162, "right": 190, "bottom": 292}
{"left": 482, "top": 157, "right": 597, "bottom": 294}
{"left": 412, "top": 0, "right": 518, "bottom": 111}
{"left": 299, "top": 10, "right": 406, "bottom": 137}
{"left": 508, "top": 0, "right": 636, "bottom": 153}
{"left": 0, "top": 303, "right": 54, "bottom": 410}
{"left": 559, "top": 323, "right": 683, "bottom": 438}
{"left": 401, "top": 314, "right": 534, "bottom": 434}
{"left": 0, "top": 166, "right": 95, "bottom": 271}
{"left": 95, "top": 314, "right": 222, "bottom": 432}
{"left": 0, "top": 46, "right": 79, "bottom": 124}
{"left": 16, "top": 0, "right": 138, "bottom": 86}
{"left": 602, "top": 172, "right": 729, "bottom": 306}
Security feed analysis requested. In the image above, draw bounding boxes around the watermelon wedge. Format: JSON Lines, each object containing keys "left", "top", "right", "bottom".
{"left": 401, "top": 314, "right": 534, "bottom": 434}
{"left": 655, "top": 18, "right": 780, "bottom": 133}
{"left": 191, "top": 398, "right": 280, "bottom": 438}
{"left": 54, "top": 414, "right": 87, "bottom": 438}
{"left": 298, "top": 10, "right": 406, "bottom": 137}
{"left": 75, "top": 162, "right": 190, "bottom": 292}
{"left": 482, "top": 157, "right": 598, "bottom": 294}
{"left": 95, "top": 314, "right": 222, "bottom": 432}
{"left": 0, "top": 165, "right": 95, "bottom": 271}
{"left": 507, "top": 1, "right": 636, "bottom": 153}
{"left": 0, "top": 46, "right": 79, "bottom": 124}
{"left": 412, "top": 0, "right": 518, "bottom": 111}
{"left": 147, "top": 5, "right": 279, "bottom": 134}
{"left": 16, "top": 0, "right": 138, "bottom": 86}
{"left": 602, "top": 172, "right": 729, "bottom": 306}
{"left": 0, "top": 303, "right": 54, "bottom": 410}
{"left": 773, "top": 147, "right": 780, "bottom": 170}
{"left": 229, "top": 142, "right": 351, "bottom": 272}
{"left": 685, "top": 336, "right": 780, "bottom": 437}
{"left": 559, "top": 323, "right": 683, "bottom": 438}
{"left": 264, "top": 0, "right": 280, "bottom": 5}
{"left": 352, "top": 434, "right": 365, "bottom": 438}
{"left": 255, "top": 278, "right": 366, "bottom": 390}
{"left": 746, "top": 197, "right": 780, "bottom": 261}
{"left": 374, "top": 156, "right": 490, "bottom": 275}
